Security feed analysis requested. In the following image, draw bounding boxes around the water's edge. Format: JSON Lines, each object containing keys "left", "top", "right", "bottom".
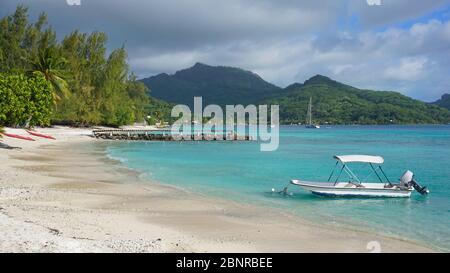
{"left": 99, "top": 140, "right": 442, "bottom": 252}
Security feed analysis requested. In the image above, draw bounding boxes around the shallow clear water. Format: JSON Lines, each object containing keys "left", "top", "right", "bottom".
{"left": 106, "top": 125, "right": 450, "bottom": 251}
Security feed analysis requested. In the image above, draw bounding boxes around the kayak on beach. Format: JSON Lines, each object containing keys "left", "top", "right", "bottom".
{"left": 1, "top": 132, "right": 35, "bottom": 141}
{"left": 26, "top": 130, "right": 56, "bottom": 140}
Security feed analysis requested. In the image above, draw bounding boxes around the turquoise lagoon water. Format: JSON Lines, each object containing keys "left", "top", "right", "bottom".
{"left": 106, "top": 125, "right": 450, "bottom": 251}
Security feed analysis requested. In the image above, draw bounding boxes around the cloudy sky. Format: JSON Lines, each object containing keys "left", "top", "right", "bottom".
{"left": 1, "top": 0, "right": 450, "bottom": 101}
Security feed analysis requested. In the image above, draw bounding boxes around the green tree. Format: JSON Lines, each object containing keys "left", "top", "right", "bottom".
{"left": 1, "top": 5, "right": 166, "bottom": 127}
{"left": 126, "top": 73, "right": 150, "bottom": 122}
{"left": 98, "top": 47, "right": 139, "bottom": 125}
{"left": 0, "top": 73, "right": 53, "bottom": 127}
{"left": 28, "top": 47, "right": 69, "bottom": 104}
{"left": 0, "top": 5, "right": 29, "bottom": 72}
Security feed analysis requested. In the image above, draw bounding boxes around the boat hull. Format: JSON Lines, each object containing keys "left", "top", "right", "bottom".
{"left": 305, "top": 125, "right": 320, "bottom": 129}
{"left": 291, "top": 180, "right": 412, "bottom": 198}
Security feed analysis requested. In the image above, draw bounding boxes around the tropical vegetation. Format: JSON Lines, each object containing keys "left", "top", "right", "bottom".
{"left": 264, "top": 75, "right": 450, "bottom": 124}
{"left": 0, "top": 73, "right": 53, "bottom": 127}
{"left": 433, "top": 94, "right": 450, "bottom": 111}
{"left": 0, "top": 5, "right": 150, "bottom": 127}
{"left": 144, "top": 97, "right": 175, "bottom": 125}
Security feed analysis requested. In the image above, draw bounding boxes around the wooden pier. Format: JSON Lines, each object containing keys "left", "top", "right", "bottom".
{"left": 92, "top": 129, "right": 253, "bottom": 141}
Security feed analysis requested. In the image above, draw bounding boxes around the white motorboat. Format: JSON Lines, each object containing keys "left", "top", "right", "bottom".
{"left": 287, "top": 155, "right": 429, "bottom": 198}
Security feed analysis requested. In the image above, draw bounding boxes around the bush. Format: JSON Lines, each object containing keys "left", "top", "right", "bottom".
{"left": 0, "top": 73, "right": 53, "bottom": 127}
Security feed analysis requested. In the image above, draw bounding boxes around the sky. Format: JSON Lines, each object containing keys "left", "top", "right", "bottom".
{"left": 1, "top": 0, "right": 450, "bottom": 101}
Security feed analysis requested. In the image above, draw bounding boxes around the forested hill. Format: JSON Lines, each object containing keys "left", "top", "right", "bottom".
{"left": 433, "top": 94, "right": 450, "bottom": 110}
{"left": 141, "top": 63, "right": 283, "bottom": 107}
{"left": 264, "top": 75, "right": 450, "bottom": 125}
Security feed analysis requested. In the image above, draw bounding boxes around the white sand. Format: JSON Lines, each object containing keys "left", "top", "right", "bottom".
{"left": 0, "top": 127, "right": 435, "bottom": 253}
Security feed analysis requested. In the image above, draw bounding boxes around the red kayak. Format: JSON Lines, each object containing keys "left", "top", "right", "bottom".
{"left": 26, "top": 130, "right": 56, "bottom": 140}
{"left": 2, "top": 132, "right": 35, "bottom": 141}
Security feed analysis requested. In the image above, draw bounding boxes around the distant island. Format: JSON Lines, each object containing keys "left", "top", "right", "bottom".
{"left": 141, "top": 63, "right": 450, "bottom": 125}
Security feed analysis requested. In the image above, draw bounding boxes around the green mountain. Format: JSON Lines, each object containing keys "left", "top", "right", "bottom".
{"left": 141, "top": 63, "right": 450, "bottom": 124}
{"left": 141, "top": 63, "right": 282, "bottom": 107}
{"left": 433, "top": 94, "right": 450, "bottom": 110}
{"left": 264, "top": 75, "right": 450, "bottom": 125}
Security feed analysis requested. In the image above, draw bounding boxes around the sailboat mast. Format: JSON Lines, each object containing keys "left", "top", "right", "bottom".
{"left": 309, "top": 97, "right": 312, "bottom": 125}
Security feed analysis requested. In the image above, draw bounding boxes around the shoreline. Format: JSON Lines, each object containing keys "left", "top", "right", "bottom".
{"left": 106, "top": 143, "right": 441, "bottom": 253}
{"left": 0, "top": 127, "right": 435, "bottom": 252}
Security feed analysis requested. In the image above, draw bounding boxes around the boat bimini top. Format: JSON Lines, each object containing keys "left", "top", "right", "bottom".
{"left": 328, "top": 155, "right": 390, "bottom": 185}
{"left": 333, "top": 155, "right": 384, "bottom": 164}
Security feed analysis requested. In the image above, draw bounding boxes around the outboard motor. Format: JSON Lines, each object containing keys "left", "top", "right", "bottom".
{"left": 400, "top": 170, "right": 429, "bottom": 195}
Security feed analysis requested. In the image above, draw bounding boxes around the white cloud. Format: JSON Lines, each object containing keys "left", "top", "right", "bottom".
{"left": 128, "top": 18, "right": 450, "bottom": 100}
{"left": 305, "top": 20, "right": 450, "bottom": 100}
{"left": 384, "top": 57, "right": 428, "bottom": 81}
{"left": 131, "top": 51, "right": 208, "bottom": 75}
{"left": 1, "top": 0, "right": 449, "bottom": 100}
{"left": 366, "top": 0, "right": 382, "bottom": 6}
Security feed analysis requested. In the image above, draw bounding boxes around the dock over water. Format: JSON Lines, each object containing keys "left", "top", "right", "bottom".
{"left": 92, "top": 129, "right": 253, "bottom": 141}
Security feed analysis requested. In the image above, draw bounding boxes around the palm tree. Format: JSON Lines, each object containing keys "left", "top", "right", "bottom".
{"left": 28, "top": 47, "right": 70, "bottom": 104}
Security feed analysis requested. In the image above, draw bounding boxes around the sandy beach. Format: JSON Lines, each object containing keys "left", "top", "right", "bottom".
{"left": 0, "top": 127, "right": 435, "bottom": 253}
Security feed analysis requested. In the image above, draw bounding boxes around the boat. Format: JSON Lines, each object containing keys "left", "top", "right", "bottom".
{"left": 26, "top": 130, "right": 56, "bottom": 140}
{"left": 287, "top": 155, "right": 429, "bottom": 198}
{"left": 305, "top": 97, "right": 320, "bottom": 129}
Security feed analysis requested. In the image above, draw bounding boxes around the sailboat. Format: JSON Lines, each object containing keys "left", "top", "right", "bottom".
{"left": 305, "top": 97, "right": 320, "bottom": 129}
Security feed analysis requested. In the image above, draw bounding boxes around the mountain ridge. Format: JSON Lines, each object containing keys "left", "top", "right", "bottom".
{"left": 140, "top": 63, "right": 450, "bottom": 124}
{"left": 264, "top": 78, "right": 450, "bottom": 124}
{"left": 433, "top": 93, "right": 450, "bottom": 110}
{"left": 141, "top": 63, "right": 282, "bottom": 107}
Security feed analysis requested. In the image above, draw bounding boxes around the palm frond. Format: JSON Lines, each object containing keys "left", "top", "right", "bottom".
{"left": 27, "top": 47, "right": 71, "bottom": 104}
